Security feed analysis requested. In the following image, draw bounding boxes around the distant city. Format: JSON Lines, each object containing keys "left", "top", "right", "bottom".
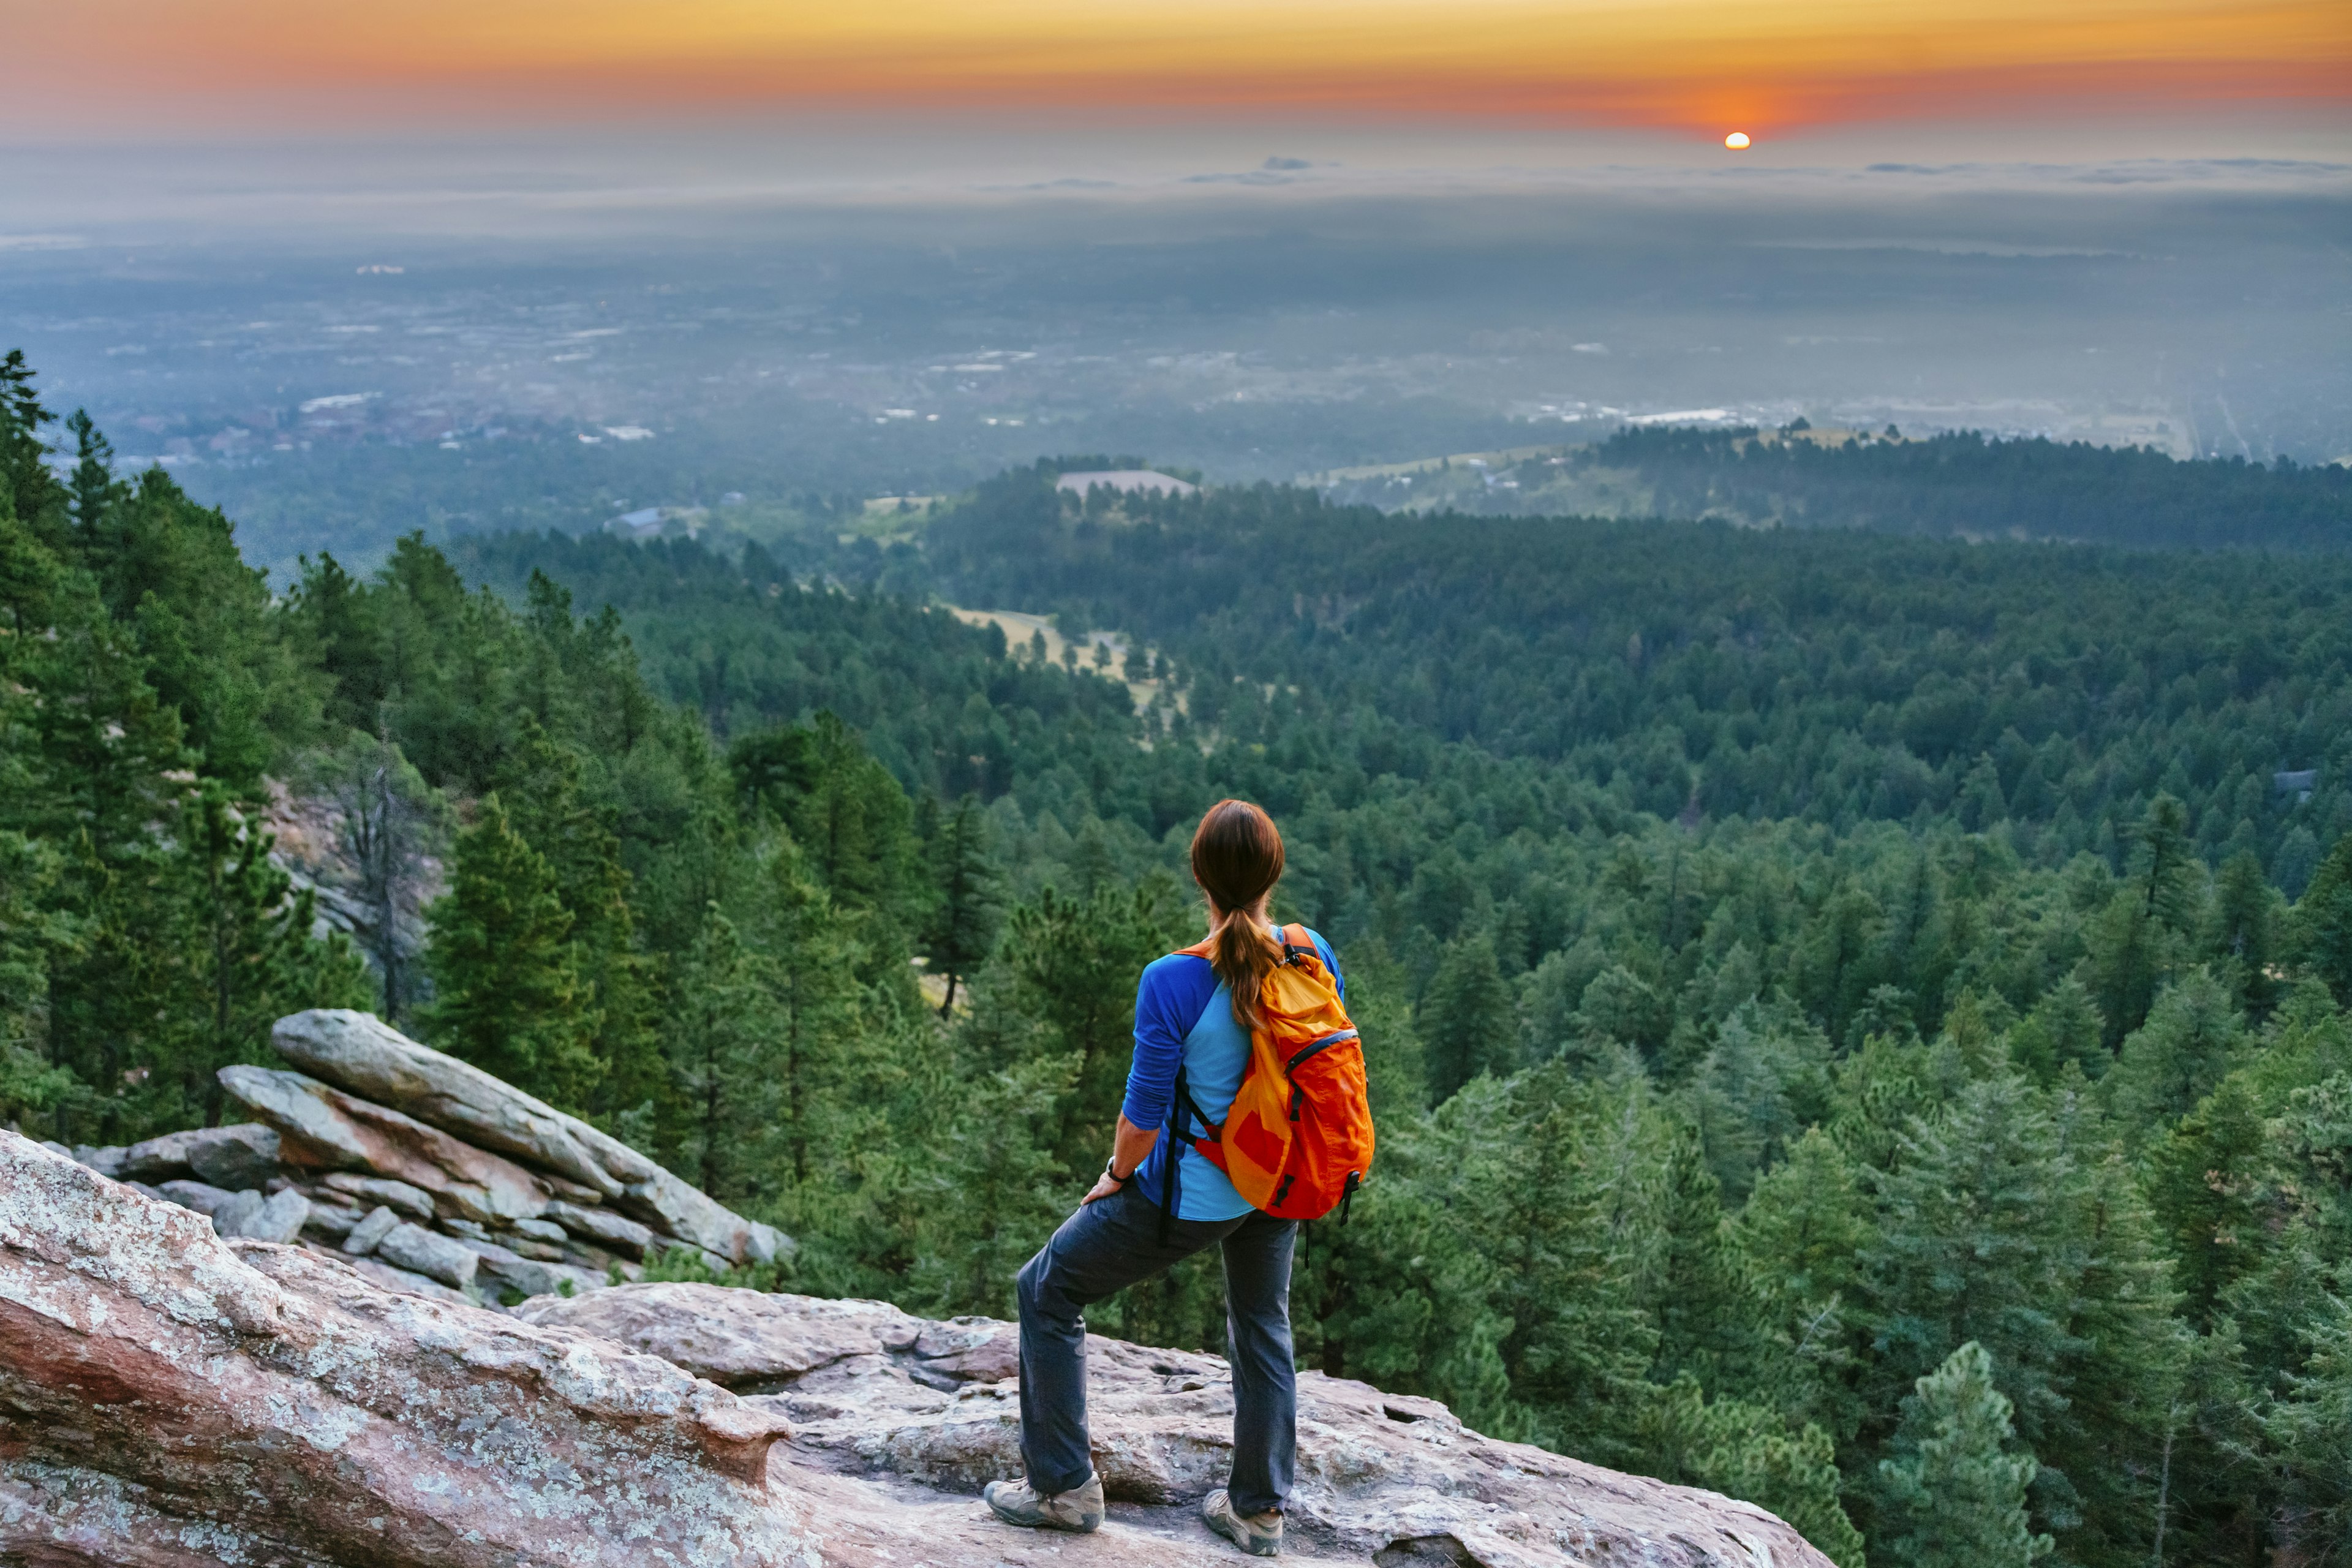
{"left": 5, "top": 155, "right": 2345, "bottom": 576}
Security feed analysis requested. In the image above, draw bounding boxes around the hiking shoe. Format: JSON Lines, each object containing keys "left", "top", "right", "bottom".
{"left": 1203, "top": 1489, "right": 1283, "bottom": 1557}
{"left": 982, "top": 1473, "right": 1105, "bottom": 1533}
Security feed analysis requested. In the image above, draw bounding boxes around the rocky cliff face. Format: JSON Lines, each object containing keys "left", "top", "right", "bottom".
{"left": 5, "top": 1013, "right": 1835, "bottom": 1568}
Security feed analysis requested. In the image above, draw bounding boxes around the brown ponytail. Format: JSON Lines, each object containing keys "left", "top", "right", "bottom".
{"left": 1189, "top": 799, "right": 1287, "bottom": 1029}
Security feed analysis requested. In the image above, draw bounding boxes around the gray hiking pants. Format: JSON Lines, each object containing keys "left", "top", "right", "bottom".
{"left": 1014, "top": 1181, "right": 1298, "bottom": 1515}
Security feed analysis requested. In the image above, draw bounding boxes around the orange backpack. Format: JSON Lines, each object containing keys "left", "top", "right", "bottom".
{"left": 1163, "top": 924, "right": 1374, "bottom": 1230}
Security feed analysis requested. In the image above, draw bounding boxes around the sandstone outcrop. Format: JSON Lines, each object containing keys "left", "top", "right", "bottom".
{"left": 64, "top": 1011, "right": 790, "bottom": 1306}
{"left": 219, "top": 1061, "right": 556, "bottom": 1225}
{"left": 273, "top": 1008, "right": 788, "bottom": 1265}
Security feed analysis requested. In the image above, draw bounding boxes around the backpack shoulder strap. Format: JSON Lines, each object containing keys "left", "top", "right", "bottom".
{"left": 1277, "top": 923, "right": 1328, "bottom": 975}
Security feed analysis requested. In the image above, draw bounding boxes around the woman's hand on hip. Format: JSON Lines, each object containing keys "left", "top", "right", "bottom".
{"left": 1085, "top": 1115, "right": 1159, "bottom": 1205}
{"left": 1080, "top": 1170, "right": 1125, "bottom": 1206}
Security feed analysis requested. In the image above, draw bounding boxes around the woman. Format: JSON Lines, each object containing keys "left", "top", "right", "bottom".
{"left": 984, "top": 799, "right": 1336, "bottom": 1559}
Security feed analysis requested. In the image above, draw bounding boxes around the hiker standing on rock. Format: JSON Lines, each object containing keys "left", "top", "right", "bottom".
{"left": 985, "top": 799, "right": 1376, "bottom": 1559}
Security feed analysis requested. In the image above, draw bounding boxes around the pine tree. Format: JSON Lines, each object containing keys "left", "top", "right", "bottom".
{"left": 0, "top": 826, "right": 75, "bottom": 1129}
{"left": 2147, "top": 1070, "right": 2272, "bottom": 1322}
{"left": 2263, "top": 1280, "right": 2352, "bottom": 1567}
{"left": 491, "top": 718, "right": 663, "bottom": 1122}
{"left": 0, "top": 350, "right": 68, "bottom": 546}
{"left": 32, "top": 567, "right": 195, "bottom": 1138}
{"left": 1634, "top": 1379, "right": 1866, "bottom": 1567}
{"left": 1874, "top": 1341, "right": 2052, "bottom": 1568}
{"left": 915, "top": 1052, "right": 1076, "bottom": 1317}
{"left": 920, "top": 793, "right": 1001, "bottom": 1014}
{"left": 2084, "top": 794, "right": 2199, "bottom": 1044}
{"left": 1687, "top": 1005, "right": 1800, "bottom": 1201}
{"left": 1736, "top": 1126, "right": 1873, "bottom": 1438}
{"left": 2007, "top": 976, "right": 2106, "bottom": 1086}
{"left": 424, "top": 794, "right": 595, "bottom": 1109}
{"left": 976, "top": 878, "right": 1180, "bottom": 1174}
{"left": 1420, "top": 929, "right": 1517, "bottom": 1101}
{"left": 1646, "top": 1120, "right": 1773, "bottom": 1400}
{"left": 63, "top": 410, "right": 122, "bottom": 557}
{"left": 728, "top": 711, "right": 919, "bottom": 925}
{"left": 1860, "top": 1074, "right": 2083, "bottom": 1496}
{"left": 2293, "top": 831, "right": 2352, "bottom": 1005}
{"left": 1482, "top": 1067, "right": 1665, "bottom": 1460}
{"left": 733, "top": 830, "right": 868, "bottom": 1189}
{"left": 2208, "top": 848, "right": 2282, "bottom": 1015}
{"left": 2106, "top": 967, "right": 2243, "bottom": 1141}
{"left": 312, "top": 735, "right": 438, "bottom": 1023}
{"left": 161, "top": 783, "right": 370, "bottom": 1124}
{"left": 1741, "top": 1126, "right": 1872, "bottom": 1312}
{"left": 664, "top": 907, "right": 776, "bottom": 1199}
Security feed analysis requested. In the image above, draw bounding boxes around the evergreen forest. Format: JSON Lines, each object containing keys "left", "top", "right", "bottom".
{"left": 5, "top": 356, "right": 2351, "bottom": 1568}
{"left": 1333, "top": 425, "right": 2352, "bottom": 549}
{"left": 1585, "top": 424, "right": 2352, "bottom": 551}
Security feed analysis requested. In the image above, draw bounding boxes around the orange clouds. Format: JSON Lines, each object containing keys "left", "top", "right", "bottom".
{"left": 17, "top": 0, "right": 2350, "bottom": 134}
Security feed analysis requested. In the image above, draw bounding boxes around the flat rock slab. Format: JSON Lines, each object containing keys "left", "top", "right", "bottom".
{"left": 516, "top": 1281, "right": 929, "bottom": 1387}
{"left": 218, "top": 1062, "right": 551, "bottom": 1224}
{"left": 273, "top": 1007, "right": 625, "bottom": 1198}
{"left": 519, "top": 1284, "right": 1831, "bottom": 1568}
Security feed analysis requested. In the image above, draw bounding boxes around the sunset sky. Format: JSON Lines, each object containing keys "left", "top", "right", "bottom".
{"left": 12, "top": 0, "right": 2348, "bottom": 144}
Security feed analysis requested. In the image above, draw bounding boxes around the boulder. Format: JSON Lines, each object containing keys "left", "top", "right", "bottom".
{"left": 216, "top": 1063, "right": 550, "bottom": 1224}
{"left": 271, "top": 1008, "right": 624, "bottom": 1197}
{"left": 218, "top": 1188, "right": 309, "bottom": 1243}
{"left": 545, "top": 1197, "right": 653, "bottom": 1257}
{"left": 271, "top": 1008, "right": 788, "bottom": 1266}
{"left": 188, "top": 1124, "right": 284, "bottom": 1190}
{"left": 341, "top": 1204, "right": 401, "bottom": 1256}
{"left": 119, "top": 1123, "right": 280, "bottom": 1188}
{"left": 70, "top": 1144, "right": 126, "bottom": 1178}
{"left": 371, "top": 1221, "right": 480, "bottom": 1291}
{"left": 320, "top": 1169, "right": 437, "bottom": 1219}
{"left": 450, "top": 1235, "right": 609, "bottom": 1302}
{"left": 0, "top": 1132, "right": 808, "bottom": 1567}
{"left": 209, "top": 1188, "right": 265, "bottom": 1235}
{"left": 155, "top": 1178, "right": 238, "bottom": 1216}
{"left": 615, "top": 1170, "right": 790, "bottom": 1269}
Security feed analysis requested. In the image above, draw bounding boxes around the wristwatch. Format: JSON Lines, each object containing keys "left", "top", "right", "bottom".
{"left": 1103, "top": 1157, "right": 1131, "bottom": 1185}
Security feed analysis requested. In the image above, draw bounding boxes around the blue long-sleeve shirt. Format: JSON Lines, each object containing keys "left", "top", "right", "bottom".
{"left": 1120, "top": 926, "right": 1343, "bottom": 1221}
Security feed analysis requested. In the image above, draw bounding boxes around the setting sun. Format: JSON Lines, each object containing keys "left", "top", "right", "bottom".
{"left": 1724, "top": 130, "right": 1752, "bottom": 149}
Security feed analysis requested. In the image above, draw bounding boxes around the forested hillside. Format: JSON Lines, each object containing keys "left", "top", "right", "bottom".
{"left": 1321, "top": 426, "right": 2352, "bottom": 550}
{"left": 7, "top": 361, "right": 2352, "bottom": 1567}
{"left": 1597, "top": 426, "right": 2352, "bottom": 551}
